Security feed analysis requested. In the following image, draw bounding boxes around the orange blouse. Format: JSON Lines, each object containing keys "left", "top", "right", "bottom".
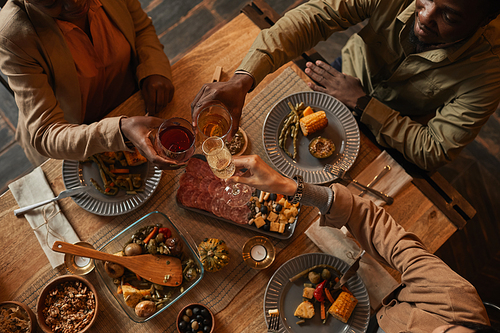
{"left": 56, "top": 0, "right": 137, "bottom": 124}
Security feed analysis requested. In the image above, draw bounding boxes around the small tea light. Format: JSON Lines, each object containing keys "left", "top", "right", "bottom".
{"left": 242, "top": 236, "right": 275, "bottom": 270}
{"left": 74, "top": 256, "right": 91, "bottom": 268}
{"left": 64, "top": 242, "right": 95, "bottom": 275}
{"left": 250, "top": 245, "right": 267, "bottom": 262}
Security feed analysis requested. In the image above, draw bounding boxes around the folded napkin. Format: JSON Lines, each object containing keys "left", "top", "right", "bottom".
{"left": 9, "top": 166, "right": 80, "bottom": 268}
{"left": 348, "top": 151, "right": 412, "bottom": 206}
{"left": 305, "top": 218, "right": 399, "bottom": 310}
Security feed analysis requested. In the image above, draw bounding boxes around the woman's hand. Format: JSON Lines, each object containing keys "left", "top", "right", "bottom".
{"left": 141, "top": 75, "right": 175, "bottom": 115}
{"left": 191, "top": 73, "right": 253, "bottom": 140}
{"left": 120, "top": 116, "right": 183, "bottom": 170}
{"left": 305, "top": 61, "right": 365, "bottom": 109}
{"left": 230, "top": 155, "right": 297, "bottom": 196}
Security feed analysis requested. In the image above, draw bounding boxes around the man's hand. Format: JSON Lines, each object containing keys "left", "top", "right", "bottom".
{"left": 305, "top": 61, "right": 365, "bottom": 109}
{"left": 141, "top": 75, "right": 175, "bottom": 115}
{"left": 230, "top": 155, "right": 297, "bottom": 196}
{"left": 120, "top": 116, "right": 184, "bottom": 170}
{"left": 191, "top": 73, "right": 253, "bottom": 140}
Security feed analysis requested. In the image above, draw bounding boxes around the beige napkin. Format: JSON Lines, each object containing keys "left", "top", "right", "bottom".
{"left": 305, "top": 218, "right": 398, "bottom": 310}
{"left": 348, "top": 151, "right": 412, "bottom": 206}
{"left": 9, "top": 166, "right": 80, "bottom": 268}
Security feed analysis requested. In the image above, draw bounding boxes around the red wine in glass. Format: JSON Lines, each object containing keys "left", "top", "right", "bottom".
{"left": 155, "top": 118, "right": 195, "bottom": 164}
{"left": 160, "top": 125, "right": 194, "bottom": 152}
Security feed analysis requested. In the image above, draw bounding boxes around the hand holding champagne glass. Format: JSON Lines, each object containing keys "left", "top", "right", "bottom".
{"left": 202, "top": 136, "right": 252, "bottom": 207}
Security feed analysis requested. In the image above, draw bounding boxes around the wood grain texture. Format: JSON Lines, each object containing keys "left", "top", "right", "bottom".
{"left": 0, "top": 14, "right": 463, "bottom": 332}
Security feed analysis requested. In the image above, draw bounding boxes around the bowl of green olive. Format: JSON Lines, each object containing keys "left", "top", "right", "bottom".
{"left": 176, "top": 303, "right": 214, "bottom": 333}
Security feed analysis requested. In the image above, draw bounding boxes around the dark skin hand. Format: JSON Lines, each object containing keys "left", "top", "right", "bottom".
{"left": 305, "top": 61, "right": 366, "bottom": 109}
{"left": 141, "top": 75, "right": 175, "bottom": 115}
{"left": 191, "top": 74, "right": 254, "bottom": 140}
{"left": 230, "top": 155, "right": 297, "bottom": 196}
{"left": 120, "top": 116, "right": 182, "bottom": 170}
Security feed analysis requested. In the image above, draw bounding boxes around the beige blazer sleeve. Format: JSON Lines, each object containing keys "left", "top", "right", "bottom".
{"left": 0, "top": 0, "right": 171, "bottom": 164}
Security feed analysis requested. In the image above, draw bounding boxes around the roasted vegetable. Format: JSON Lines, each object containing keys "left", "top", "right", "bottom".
{"left": 300, "top": 111, "right": 328, "bottom": 136}
{"left": 314, "top": 280, "right": 327, "bottom": 302}
{"left": 294, "top": 301, "right": 315, "bottom": 319}
{"left": 198, "top": 238, "right": 230, "bottom": 272}
{"left": 328, "top": 291, "right": 358, "bottom": 323}
{"left": 124, "top": 147, "right": 147, "bottom": 166}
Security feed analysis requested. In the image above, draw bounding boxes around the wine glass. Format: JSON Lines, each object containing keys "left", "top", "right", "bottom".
{"left": 154, "top": 117, "right": 196, "bottom": 165}
{"left": 196, "top": 104, "right": 233, "bottom": 142}
{"left": 201, "top": 136, "right": 252, "bottom": 207}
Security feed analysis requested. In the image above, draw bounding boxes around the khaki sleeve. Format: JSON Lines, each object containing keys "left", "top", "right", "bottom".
{"left": 0, "top": 35, "right": 130, "bottom": 160}
{"left": 320, "top": 184, "right": 488, "bottom": 325}
{"left": 361, "top": 86, "right": 500, "bottom": 171}
{"left": 125, "top": 0, "right": 172, "bottom": 83}
{"left": 237, "top": 0, "right": 376, "bottom": 85}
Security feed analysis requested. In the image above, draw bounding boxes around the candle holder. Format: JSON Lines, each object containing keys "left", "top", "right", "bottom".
{"left": 242, "top": 236, "right": 275, "bottom": 270}
{"left": 64, "top": 241, "right": 95, "bottom": 275}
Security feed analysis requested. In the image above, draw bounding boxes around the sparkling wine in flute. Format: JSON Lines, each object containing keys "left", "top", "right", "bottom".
{"left": 206, "top": 148, "right": 236, "bottom": 179}
{"left": 202, "top": 136, "right": 252, "bottom": 207}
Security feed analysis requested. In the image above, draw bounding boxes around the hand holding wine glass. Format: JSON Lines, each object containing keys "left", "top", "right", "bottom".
{"left": 201, "top": 136, "right": 253, "bottom": 207}
{"left": 153, "top": 117, "right": 196, "bottom": 168}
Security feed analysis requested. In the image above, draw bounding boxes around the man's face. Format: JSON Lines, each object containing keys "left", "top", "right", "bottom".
{"left": 413, "top": 0, "right": 490, "bottom": 46}
{"left": 28, "top": 0, "right": 89, "bottom": 22}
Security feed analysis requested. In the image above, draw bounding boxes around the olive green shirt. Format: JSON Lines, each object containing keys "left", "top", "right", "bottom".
{"left": 238, "top": 0, "right": 500, "bottom": 170}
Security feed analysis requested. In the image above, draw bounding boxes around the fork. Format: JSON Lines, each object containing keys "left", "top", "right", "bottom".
{"left": 324, "top": 163, "right": 394, "bottom": 205}
{"left": 268, "top": 313, "right": 280, "bottom": 332}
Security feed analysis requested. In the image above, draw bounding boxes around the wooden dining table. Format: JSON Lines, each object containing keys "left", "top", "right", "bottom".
{"left": 0, "top": 12, "right": 463, "bottom": 333}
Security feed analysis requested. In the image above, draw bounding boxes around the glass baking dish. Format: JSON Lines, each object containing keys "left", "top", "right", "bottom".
{"left": 95, "top": 211, "right": 204, "bottom": 323}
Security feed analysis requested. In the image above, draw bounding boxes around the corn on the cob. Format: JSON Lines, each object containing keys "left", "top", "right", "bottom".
{"left": 328, "top": 291, "right": 358, "bottom": 323}
{"left": 299, "top": 111, "right": 328, "bottom": 136}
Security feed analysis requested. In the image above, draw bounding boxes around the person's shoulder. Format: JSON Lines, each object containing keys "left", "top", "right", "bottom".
{"left": 0, "top": 0, "right": 32, "bottom": 38}
{"left": 483, "top": 16, "right": 500, "bottom": 55}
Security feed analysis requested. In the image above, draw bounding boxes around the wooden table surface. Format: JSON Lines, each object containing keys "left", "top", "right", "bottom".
{"left": 0, "top": 13, "right": 457, "bottom": 333}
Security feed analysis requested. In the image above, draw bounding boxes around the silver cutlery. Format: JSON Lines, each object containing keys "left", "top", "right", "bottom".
{"left": 324, "top": 163, "right": 394, "bottom": 205}
{"left": 14, "top": 186, "right": 91, "bottom": 216}
{"left": 358, "top": 165, "right": 391, "bottom": 197}
{"left": 268, "top": 312, "right": 280, "bottom": 332}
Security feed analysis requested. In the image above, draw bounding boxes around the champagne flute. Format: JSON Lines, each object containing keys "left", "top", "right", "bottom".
{"left": 201, "top": 136, "right": 252, "bottom": 207}
{"left": 154, "top": 117, "right": 196, "bottom": 166}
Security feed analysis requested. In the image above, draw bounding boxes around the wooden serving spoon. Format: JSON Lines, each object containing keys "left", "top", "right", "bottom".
{"left": 52, "top": 241, "right": 183, "bottom": 287}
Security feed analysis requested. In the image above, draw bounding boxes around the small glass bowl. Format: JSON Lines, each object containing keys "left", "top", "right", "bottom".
{"left": 242, "top": 236, "right": 275, "bottom": 270}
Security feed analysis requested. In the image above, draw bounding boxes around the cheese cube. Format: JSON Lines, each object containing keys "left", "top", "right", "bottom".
{"left": 302, "top": 287, "right": 315, "bottom": 299}
{"left": 278, "top": 198, "right": 286, "bottom": 206}
{"left": 267, "top": 211, "right": 278, "bottom": 222}
{"left": 278, "top": 223, "right": 286, "bottom": 233}
{"left": 284, "top": 200, "right": 292, "bottom": 209}
{"left": 283, "top": 209, "right": 293, "bottom": 219}
{"left": 254, "top": 216, "right": 266, "bottom": 228}
{"left": 288, "top": 217, "right": 295, "bottom": 224}
{"left": 270, "top": 222, "right": 280, "bottom": 232}
{"left": 290, "top": 206, "right": 299, "bottom": 217}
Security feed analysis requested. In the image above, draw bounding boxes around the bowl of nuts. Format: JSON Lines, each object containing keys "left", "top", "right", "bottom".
{"left": 176, "top": 303, "right": 214, "bottom": 333}
{"left": 0, "top": 301, "right": 36, "bottom": 332}
{"left": 36, "top": 275, "right": 98, "bottom": 333}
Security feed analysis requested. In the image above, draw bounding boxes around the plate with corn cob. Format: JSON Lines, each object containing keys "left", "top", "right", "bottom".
{"left": 263, "top": 91, "right": 360, "bottom": 184}
{"left": 263, "top": 253, "right": 370, "bottom": 333}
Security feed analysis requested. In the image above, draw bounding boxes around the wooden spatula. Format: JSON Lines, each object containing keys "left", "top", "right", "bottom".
{"left": 52, "top": 241, "right": 183, "bottom": 287}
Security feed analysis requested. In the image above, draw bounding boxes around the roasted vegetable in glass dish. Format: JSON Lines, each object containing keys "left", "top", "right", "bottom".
{"left": 81, "top": 148, "right": 146, "bottom": 196}
{"left": 103, "top": 223, "right": 201, "bottom": 318}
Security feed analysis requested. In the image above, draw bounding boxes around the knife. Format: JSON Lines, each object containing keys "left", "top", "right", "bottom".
{"left": 334, "top": 250, "right": 365, "bottom": 290}
{"left": 14, "top": 186, "right": 91, "bottom": 216}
